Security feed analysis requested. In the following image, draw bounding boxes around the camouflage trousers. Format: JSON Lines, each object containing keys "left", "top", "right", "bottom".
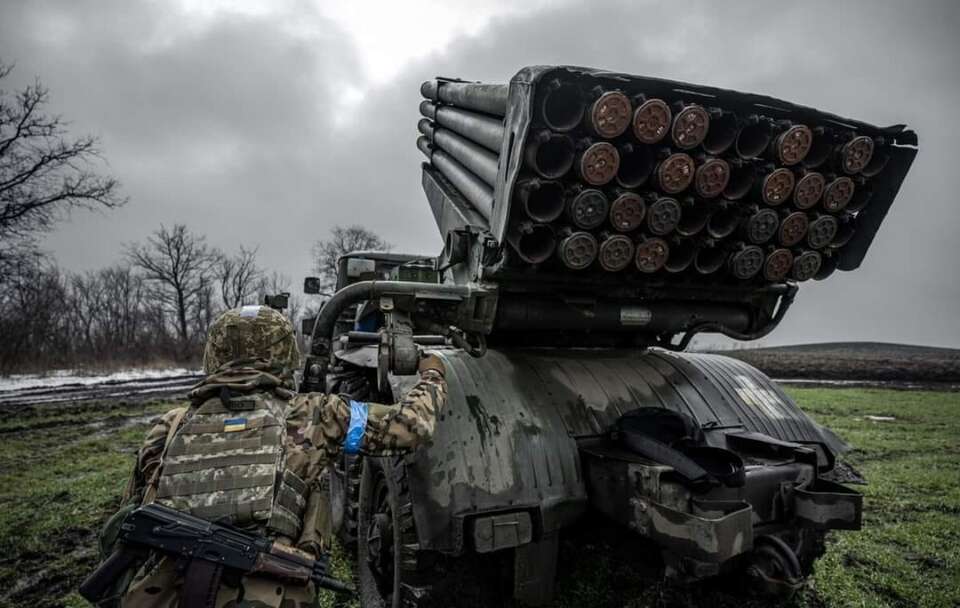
{"left": 121, "top": 557, "right": 316, "bottom": 608}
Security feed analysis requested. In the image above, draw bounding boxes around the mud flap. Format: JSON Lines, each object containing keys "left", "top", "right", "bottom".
{"left": 634, "top": 497, "right": 754, "bottom": 578}
{"left": 794, "top": 479, "right": 863, "bottom": 530}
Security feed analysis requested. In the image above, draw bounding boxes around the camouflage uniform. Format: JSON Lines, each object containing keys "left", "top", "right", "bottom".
{"left": 117, "top": 306, "right": 447, "bottom": 608}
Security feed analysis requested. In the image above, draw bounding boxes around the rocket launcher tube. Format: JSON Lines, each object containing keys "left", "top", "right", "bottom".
{"left": 417, "top": 136, "right": 494, "bottom": 219}
{"left": 802, "top": 127, "right": 832, "bottom": 169}
{"left": 722, "top": 160, "right": 755, "bottom": 200}
{"left": 420, "top": 80, "right": 508, "bottom": 117}
{"left": 508, "top": 221, "right": 556, "bottom": 264}
{"left": 615, "top": 143, "right": 654, "bottom": 188}
{"left": 735, "top": 116, "right": 773, "bottom": 159}
{"left": 540, "top": 78, "right": 585, "bottom": 132}
{"left": 694, "top": 242, "right": 726, "bottom": 275}
{"left": 517, "top": 179, "right": 565, "bottom": 223}
{"left": 664, "top": 238, "right": 696, "bottom": 273}
{"left": 525, "top": 130, "right": 576, "bottom": 179}
{"left": 703, "top": 111, "right": 738, "bottom": 155}
{"left": 418, "top": 120, "right": 499, "bottom": 186}
{"left": 706, "top": 202, "right": 740, "bottom": 239}
{"left": 676, "top": 199, "right": 711, "bottom": 237}
{"left": 418, "top": 101, "right": 504, "bottom": 153}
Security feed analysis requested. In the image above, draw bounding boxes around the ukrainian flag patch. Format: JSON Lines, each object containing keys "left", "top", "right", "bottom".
{"left": 223, "top": 417, "right": 248, "bottom": 432}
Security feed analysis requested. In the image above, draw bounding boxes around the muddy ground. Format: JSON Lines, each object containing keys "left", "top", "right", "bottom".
{"left": 0, "top": 387, "right": 957, "bottom": 608}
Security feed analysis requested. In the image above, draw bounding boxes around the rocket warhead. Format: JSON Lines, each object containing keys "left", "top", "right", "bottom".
{"left": 671, "top": 103, "right": 710, "bottom": 149}
{"left": 729, "top": 244, "right": 765, "bottom": 280}
{"left": 585, "top": 89, "right": 632, "bottom": 139}
{"left": 557, "top": 228, "right": 599, "bottom": 270}
{"left": 647, "top": 196, "right": 682, "bottom": 236}
{"left": 609, "top": 191, "right": 647, "bottom": 233}
{"left": 567, "top": 188, "right": 609, "bottom": 230}
{"left": 759, "top": 168, "right": 796, "bottom": 206}
{"left": 694, "top": 158, "right": 731, "bottom": 199}
{"left": 778, "top": 211, "right": 810, "bottom": 248}
{"left": 656, "top": 153, "right": 695, "bottom": 194}
{"left": 807, "top": 214, "right": 839, "bottom": 250}
{"left": 576, "top": 141, "right": 620, "bottom": 186}
{"left": 631, "top": 98, "right": 672, "bottom": 144}
{"left": 822, "top": 176, "right": 855, "bottom": 212}
{"left": 840, "top": 135, "right": 875, "bottom": 174}
{"left": 743, "top": 207, "right": 780, "bottom": 245}
{"left": 774, "top": 124, "right": 813, "bottom": 166}
{"left": 792, "top": 250, "right": 823, "bottom": 281}
{"left": 635, "top": 237, "right": 670, "bottom": 273}
{"left": 763, "top": 248, "right": 794, "bottom": 282}
{"left": 793, "top": 171, "right": 826, "bottom": 210}
{"left": 598, "top": 233, "right": 635, "bottom": 272}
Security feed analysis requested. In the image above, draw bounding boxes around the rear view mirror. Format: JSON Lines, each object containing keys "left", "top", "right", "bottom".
{"left": 303, "top": 277, "right": 322, "bottom": 294}
{"left": 301, "top": 317, "right": 316, "bottom": 337}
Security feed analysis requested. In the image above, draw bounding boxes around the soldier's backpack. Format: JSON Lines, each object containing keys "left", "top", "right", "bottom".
{"left": 153, "top": 389, "right": 309, "bottom": 540}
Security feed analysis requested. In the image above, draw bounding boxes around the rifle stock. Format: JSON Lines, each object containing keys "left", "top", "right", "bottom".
{"left": 78, "top": 544, "right": 148, "bottom": 602}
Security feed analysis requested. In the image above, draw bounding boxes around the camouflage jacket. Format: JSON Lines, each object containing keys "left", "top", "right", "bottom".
{"left": 120, "top": 362, "right": 447, "bottom": 608}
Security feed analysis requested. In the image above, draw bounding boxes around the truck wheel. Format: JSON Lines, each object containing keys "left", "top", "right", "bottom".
{"left": 795, "top": 529, "right": 827, "bottom": 576}
{"left": 331, "top": 452, "right": 363, "bottom": 548}
{"left": 357, "top": 456, "right": 434, "bottom": 608}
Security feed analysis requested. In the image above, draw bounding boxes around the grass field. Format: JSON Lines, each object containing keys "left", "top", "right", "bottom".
{"left": 0, "top": 387, "right": 957, "bottom": 608}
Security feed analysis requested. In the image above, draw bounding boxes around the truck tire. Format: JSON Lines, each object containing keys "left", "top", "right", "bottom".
{"left": 357, "top": 456, "right": 436, "bottom": 608}
{"left": 357, "top": 457, "right": 514, "bottom": 607}
{"left": 795, "top": 529, "right": 828, "bottom": 576}
{"left": 331, "top": 452, "right": 363, "bottom": 548}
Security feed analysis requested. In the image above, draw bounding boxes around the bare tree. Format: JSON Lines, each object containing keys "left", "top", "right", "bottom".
{"left": 215, "top": 246, "right": 264, "bottom": 309}
{"left": 311, "top": 225, "right": 390, "bottom": 291}
{"left": 0, "top": 61, "right": 125, "bottom": 260}
{"left": 126, "top": 224, "right": 218, "bottom": 354}
{"left": 0, "top": 254, "right": 69, "bottom": 372}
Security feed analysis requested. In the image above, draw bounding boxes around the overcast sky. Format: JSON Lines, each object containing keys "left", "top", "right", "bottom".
{"left": 1, "top": 0, "right": 958, "bottom": 348}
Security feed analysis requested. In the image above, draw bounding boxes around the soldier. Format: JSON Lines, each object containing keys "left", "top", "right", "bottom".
{"left": 113, "top": 304, "right": 447, "bottom": 607}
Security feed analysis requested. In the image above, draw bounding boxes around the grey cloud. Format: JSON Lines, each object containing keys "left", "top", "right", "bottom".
{"left": 1, "top": 0, "right": 958, "bottom": 346}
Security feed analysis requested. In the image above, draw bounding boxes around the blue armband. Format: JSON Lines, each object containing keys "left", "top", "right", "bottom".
{"left": 344, "top": 400, "right": 369, "bottom": 455}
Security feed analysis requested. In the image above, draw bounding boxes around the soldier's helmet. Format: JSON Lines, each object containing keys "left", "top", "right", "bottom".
{"left": 203, "top": 305, "right": 300, "bottom": 374}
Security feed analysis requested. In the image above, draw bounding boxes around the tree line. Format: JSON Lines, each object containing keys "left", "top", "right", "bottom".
{"left": 0, "top": 224, "right": 300, "bottom": 373}
{"left": 0, "top": 59, "right": 391, "bottom": 374}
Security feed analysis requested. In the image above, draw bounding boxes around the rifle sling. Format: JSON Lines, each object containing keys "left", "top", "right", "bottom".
{"left": 180, "top": 558, "right": 223, "bottom": 608}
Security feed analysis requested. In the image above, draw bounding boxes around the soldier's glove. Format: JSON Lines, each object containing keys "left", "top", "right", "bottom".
{"left": 418, "top": 352, "right": 445, "bottom": 377}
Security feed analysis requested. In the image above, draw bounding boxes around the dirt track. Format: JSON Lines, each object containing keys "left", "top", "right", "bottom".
{"left": 0, "top": 373, "right": 201, "bottom": 410}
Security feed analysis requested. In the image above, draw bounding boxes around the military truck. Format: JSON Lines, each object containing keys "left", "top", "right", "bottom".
{"left": 300, "top": 66, "right": 918, "bottom": 606}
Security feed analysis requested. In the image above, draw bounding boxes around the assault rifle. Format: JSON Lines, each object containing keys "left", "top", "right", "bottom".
{"left": 79, "top": 503, "right": 353, "bottom": 605}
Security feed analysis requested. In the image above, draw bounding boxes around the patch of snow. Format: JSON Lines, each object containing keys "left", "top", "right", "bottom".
{"left": 0, "top": 368, "right": 200, "bottom": 392}
{"left": 864, "top": 415, "right": 896, "bottom": 422}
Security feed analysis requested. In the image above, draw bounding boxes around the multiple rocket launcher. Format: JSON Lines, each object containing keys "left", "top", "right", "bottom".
{"left": 417, "top": 70, "right": 894, "bottom": 285}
